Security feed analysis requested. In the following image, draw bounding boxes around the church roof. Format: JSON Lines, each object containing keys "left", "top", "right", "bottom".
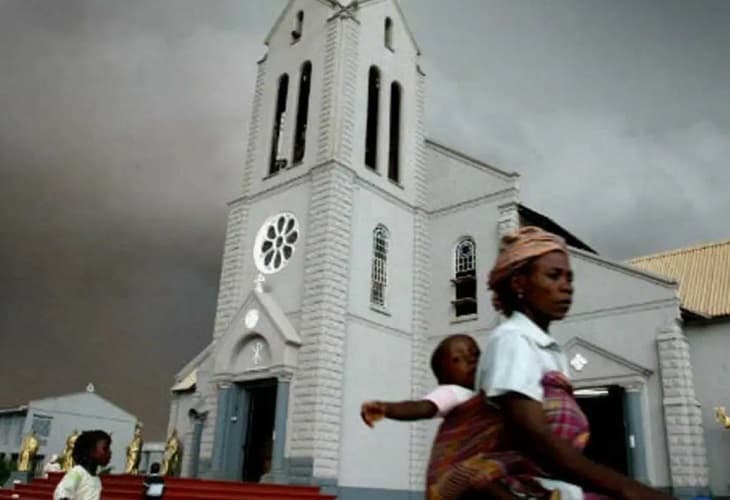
{"left": 518, "top": 204, "right": 597, "bottom": 254}
{"left": 0, "top": 404, "right": 27, "bottom": 415}
{"left": 628, "top": 239, "right": 730, "bottom": 318}
{"left": 171, "top": 368, "right": 197, "bottom": 393}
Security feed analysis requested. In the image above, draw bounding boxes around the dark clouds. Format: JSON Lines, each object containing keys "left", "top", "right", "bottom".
{"left": 402, "top": 0, "right": 730, "bottom": 253}
{"left": 0, "top": 0, "right": 283, "bottom": 437}
{"left": 1, "top": 0, "right": 729, "bottom": 437}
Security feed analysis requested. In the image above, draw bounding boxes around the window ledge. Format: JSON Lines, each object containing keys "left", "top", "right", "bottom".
{"left": 387, "top": 178, "right": 404, "bottom": 189}
{"left": 263, "top": 164, "right": 298, "bottom": 181}
{"left": 450, "top": 314, "right": 478, "bottom": 325}
{"left": 370, "top": 304, "right": 391, "bottom": 317}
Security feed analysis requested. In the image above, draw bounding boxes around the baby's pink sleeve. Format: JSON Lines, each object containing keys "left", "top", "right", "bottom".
{"left": 423, "top": 386, "right": 461, "bottom": 417}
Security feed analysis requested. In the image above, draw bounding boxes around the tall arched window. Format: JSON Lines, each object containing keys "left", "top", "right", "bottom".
{"left": 384, "top": 17, "right": 393, "bottom": 50}
{"left": 292, "top": 11, "right": 303, "bottom": 40}
{"left": 388, "top": 82, "right": 402, "bottom": 183}
{"left": 453, "top": 237, "right": 477, "bottom": 317}
{"left": 269, "top": 74, "right": 289, "bottom": 175}
{"left": 364, "top": 66, "right": 380, "bottom": 170}
{"left": 370, "top": 225, "right": 389, "bottom": 307}
{"left": 292, "top": 61, "right": 312, "bottom": 165}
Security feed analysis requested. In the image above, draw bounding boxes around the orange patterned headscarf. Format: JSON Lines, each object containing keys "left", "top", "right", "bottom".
{"left": 487, "top": 226, "right": 568, "bottom": 290}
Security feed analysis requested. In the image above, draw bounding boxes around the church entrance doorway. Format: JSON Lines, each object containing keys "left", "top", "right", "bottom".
{"left": 575, "top": 386, "right": 629, "bottom": 475}
{"left": 239, "top": 379, "right": 277, "bottom": 482}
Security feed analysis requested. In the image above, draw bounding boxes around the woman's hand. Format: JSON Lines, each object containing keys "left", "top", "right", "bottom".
{"left": 498, "top": 392, "right": 672, "bottom": 499}
{"left": 618, "top": 482, "right": 675, "bottom": 500}
{"left": 360, "top": 401, "right": 386, "bottom": 427}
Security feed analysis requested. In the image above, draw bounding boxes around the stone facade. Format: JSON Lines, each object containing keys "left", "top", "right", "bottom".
{"left": 657, "top": 324, "right": 709, "bottom": 491}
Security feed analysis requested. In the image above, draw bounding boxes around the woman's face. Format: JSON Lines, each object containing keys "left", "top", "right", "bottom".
{"left": 515, "top": 251, "right": 574, "bottom": 322}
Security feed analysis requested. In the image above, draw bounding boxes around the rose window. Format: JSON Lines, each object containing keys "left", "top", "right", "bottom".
{"left": 253, "top": 213, "right": 300, "bottom": 274}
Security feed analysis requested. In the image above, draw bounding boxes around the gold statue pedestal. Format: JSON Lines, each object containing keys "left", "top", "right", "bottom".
{"left": 3, "top": 471, "right": 33, "bottom": 488}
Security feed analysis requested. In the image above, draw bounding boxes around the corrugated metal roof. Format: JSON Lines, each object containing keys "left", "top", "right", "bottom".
{"left": 628, "top": 239, "right": 730, "bottom": 318}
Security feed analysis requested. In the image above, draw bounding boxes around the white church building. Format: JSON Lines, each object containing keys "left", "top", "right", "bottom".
{"left": 168, "top": 1, "right": 718, "bottom": 498}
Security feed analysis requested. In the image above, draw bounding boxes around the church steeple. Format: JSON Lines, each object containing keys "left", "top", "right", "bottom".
{"left": 243, "top": 0, "right": 423, "bottom": 203}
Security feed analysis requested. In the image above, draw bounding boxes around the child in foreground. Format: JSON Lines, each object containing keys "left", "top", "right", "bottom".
{"left": 53, "top": 430, "right": 111, "bottom": 500}
{"left": 361, "top": 334, "right": 582, "bottom": 500}
{"left": 361, "top": 334, "right": 481, "bottom": 426}
{"left": 362, "top": 334, "right": 531, "bottom": 500}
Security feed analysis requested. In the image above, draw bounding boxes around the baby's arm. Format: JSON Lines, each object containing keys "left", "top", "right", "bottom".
{"left": 360, "top": 399, "right": 437, "bottom": 427}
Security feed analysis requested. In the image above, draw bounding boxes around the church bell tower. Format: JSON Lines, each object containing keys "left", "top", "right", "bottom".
{"left": 204, "top": 0, "right": 427, "bottom": 490}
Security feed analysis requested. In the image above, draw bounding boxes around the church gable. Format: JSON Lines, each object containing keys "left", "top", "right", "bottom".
{"left": 264, "top": 0, "right": 333, "bottom": 50}
{"left": 568, "top": 248, "right": 680, "bottom": 316}
{"left": 356, "top": 0, "right": 421, "bottom": 56}
{"left": 212, "top": 289, "right": 301, "bottom": 380}
{"left": 426, "top": 140, "right": 518, "bottom": 213}
{"left": 30, "top": 393, "right": 136, "bottom": 422}
{"left": 564, "top": 336, "right": 653, "bottom": 386}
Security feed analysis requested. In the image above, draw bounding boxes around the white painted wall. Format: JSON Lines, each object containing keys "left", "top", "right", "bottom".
{"left": 687, "top": 319, "right": 730, "bottom": 496}
{"left": 241, "top": 181, "right": 312, "bottom": 314}
{"left": 338, "top": 321, "right": 412, "bottom": 490}
{"left": 426, "top": 143, "right": 516, "bottom": 213}
{"left": 21, "top": 393, "right": 136, "bottom": 474}
{"left": 428, "top": 198, "right": 510, "bottom": 339}
{"left": 348, "top": 186, "right": 415, "bottom": 332}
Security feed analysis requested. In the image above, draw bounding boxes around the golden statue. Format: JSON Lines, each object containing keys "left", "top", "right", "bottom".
{"left": 61, "top": 429, "right": 79, "bottom": 471}
{"left": 125, "top": 423, "right": 143, "bottom": 474}
{"left": 17, "top": 431, "right": 40, "bottom": 472}
{"left": 161, "top": 429, "right": 181, "bottom": 476}
{"left": 715, "top": 407, "right": 730, "bottom": 429}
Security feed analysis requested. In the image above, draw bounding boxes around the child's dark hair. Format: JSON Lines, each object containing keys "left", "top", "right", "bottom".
{"left": 150, "top": 462, "right": 160, "bottom": 474}
{"left": 72, "top": 430, "right": 111, "bottom": 469}
{"left": 430, "top": 338, "right": 450, "bottom": 383}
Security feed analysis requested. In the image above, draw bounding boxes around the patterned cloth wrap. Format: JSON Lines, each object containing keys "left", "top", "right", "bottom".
{"left": 426, "top": 371, "right": 608, "bottom": 500}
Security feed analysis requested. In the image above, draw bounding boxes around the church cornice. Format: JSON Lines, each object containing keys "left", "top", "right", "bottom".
{"left": 570, "top": 247, "right": 678, "bottom": 288}
{"left": 560, "top": 297, "right": 680, "bottom": 324}
{"left": 228, "top": 162, "right": 521, "bottom": 222}
{"left": 425, "top": 139, "right": 519, "bottom": 181}
{"left": 429, "top": 188, "right": 518, "bottom": 218}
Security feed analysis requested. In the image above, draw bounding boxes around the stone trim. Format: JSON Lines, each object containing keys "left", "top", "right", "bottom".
{"left": 497, "top": 201, "right": 520, "bottom": 238}
{"left": 316, "top": 18, "right": 339, "bottom": 164}
{"left": 289, "top": 163, "right": 355, "bottom": 478}
{"left": 656, "top": 323, "right": 709, "bottom": 489}
{"left": 211, "top": 55, "right": 266, "bottom": 342}
{"left": 430, "top": 189, "right": 518, "bottom": 219}
{"left": 409, "top": 68, "right": 431, "bottom": 491}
